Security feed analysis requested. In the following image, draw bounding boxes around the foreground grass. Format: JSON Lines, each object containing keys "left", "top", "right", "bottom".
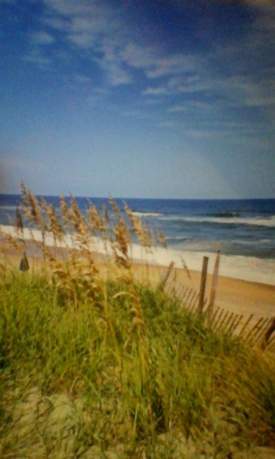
{"left": 1, "top": 271, "right": 275, "bottom": 458}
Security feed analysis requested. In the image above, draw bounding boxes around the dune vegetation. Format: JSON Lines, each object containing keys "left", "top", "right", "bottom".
{"left": 0, "top": 186, "right": 275, "bottom": 458}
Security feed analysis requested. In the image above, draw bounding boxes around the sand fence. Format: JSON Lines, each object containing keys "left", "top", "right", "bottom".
{"left": 157, "top": 252, "right": 275, "bottom": 353}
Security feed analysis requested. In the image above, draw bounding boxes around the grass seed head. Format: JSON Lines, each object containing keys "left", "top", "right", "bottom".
{"left": 88, "top": 205, "right": 105, "bottom": 232}
{"left": 15, "top": 207, "right": 24, "bottom": 234}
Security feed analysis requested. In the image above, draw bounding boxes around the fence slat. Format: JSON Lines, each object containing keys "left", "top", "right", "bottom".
{"left": 181, "top": 286, "right": 189, "bottom": 301}
{"left": 189, "top": 291, "right": 198, "bottom": 309}
{"left": 266, "top": 334, "right": 275, "bottom": 351}
{"left": 238, "top": 314, "right": 254, "bottom": 338}
{"left": 245, "top": 317, "right": 264, "bottom": 342}
{"left": 228, "top": 314, "right": 243, "bottom": 336}
{"left": 158, "top": 262, "right": 174, "bottom": 292}
{"left": 209, "top": 306, "right": 220, "bottom": 329}
{"left": 254, "top": 318, "right": 273, "bottom": 346}
{"left": 179, "top": 287, "right": 191, "bottom": 309}
{"left": 186, "top": 288, "right": 194, "bottom": 307}
{"left": 250, "top": 318, "right": 271, "bottom": 346}
{"left": 223, "top": 312, "right": 237, "bottom": 334}
{"left": 212, "top": 308, "right": 225, "bottom": 330}
{"left": 217, "top": 310, "right": 231, "bottom": 331}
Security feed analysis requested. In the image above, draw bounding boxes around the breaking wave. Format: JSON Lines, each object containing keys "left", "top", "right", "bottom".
{"left": 158, "top": 215, "right": 275, "bottom": 228}
{"left": 132, "top": 211, "right": 162, "bottom": 217}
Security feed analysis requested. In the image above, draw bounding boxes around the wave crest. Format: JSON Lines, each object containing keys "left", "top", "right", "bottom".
{"left": 132, "top": 211, "right": 162, "bottom": 217}
{"left": 159, "top": 215, "right": 275, "bottom": 227}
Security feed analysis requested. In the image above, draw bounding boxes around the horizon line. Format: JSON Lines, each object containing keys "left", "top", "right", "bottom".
{"left": 1, "top": 192, "right": 275, "bottom": 201}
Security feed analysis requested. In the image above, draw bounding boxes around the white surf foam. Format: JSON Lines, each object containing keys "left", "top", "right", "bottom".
{"left": 159, "top": 215, "right": 275, "bottom": 227}
{"left": 1, "top": 224, "right": 275, "bottom": 286}
{"left": 0, "top": 205, "right": 17, "bottom": 211}
{"left": 132, "top": 211, "right": 162, "bottom": 217}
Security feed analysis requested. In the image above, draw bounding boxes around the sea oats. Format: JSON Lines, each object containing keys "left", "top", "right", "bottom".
{"left": 124, "top": 203, "right": 152, "bottom": 248}
{"left": 88, "top": 204, "right": 105, "bottom": 233}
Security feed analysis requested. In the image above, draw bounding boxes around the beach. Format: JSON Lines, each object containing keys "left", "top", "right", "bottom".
{"left": 1, "top": 224, "right": 275, "bottom": 320}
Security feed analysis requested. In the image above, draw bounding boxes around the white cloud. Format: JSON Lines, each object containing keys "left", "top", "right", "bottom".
{"left": 101, "top": 59, "right": 131, "bottom": 86}
{"left": 44, "top": 0, "right": 120, "bottom": 44}
{"left": 121, "top": 43, "right": 159, "bottom": 71}
{"left": 143, "top": 86, "right": 171, "bottom": 96}
{"left": 143, "top": 67, "right": 275, "bottom": 116}
{"left": 168, "top": 104, "right": 187, "bottom": 112}
{"left": 67, "top": 31, "right": 94, "bottom": 48}
{"left": 121, "top": 43, "right": 197, "bottom": 80}
{"left": 44, "top": 0, "right": 97, "bottom": 17}
{"left": 20, "top": 0, "right": 275, "bottom": 114}
{"left": 39, "top": 4, "right": 202, "bottom": 89}
{"left": 41, "top": 0, "right": 131, "bottom": 85}
{"left": 96, "top": 42, "right": 132, "bottom": 86}
{"left": 23, "top": 48, "right": 52, "bottom": 67}
{"left": 143, "top": 75, "right": 210, "bottom": 97}
{"left": 168, "top": 101, "right": 212, "bottom": 112}
{"left": 147, "top": 55, "right": 197, "bottom": 79}
{"left": 121, "top": 109, "right": 153, "bottom": 119}
{"left": 42, "top": 15, "right": 70, "bottom": 31}
{"left": 73, "top": 74, "right": 92, "bottom": 84}
{"left": 158, "top": 120, "right": 176, "bottom": 128}
{"left": 31, "top": 31, "right": 55, "bottom": 45}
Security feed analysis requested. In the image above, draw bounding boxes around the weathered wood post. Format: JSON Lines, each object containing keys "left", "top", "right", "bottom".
{"left": 197, "top": 256, "right": 209, "bottom": 315}
{"left": 207, "top": 251, "right": 220, "bottom": 322}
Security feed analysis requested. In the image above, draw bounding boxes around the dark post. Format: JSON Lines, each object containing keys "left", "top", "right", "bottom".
{"left": 197, "top": 256, "right": 209, "bottom": 315}
{"left": 207, "top": 251, "right": 220, "bottom": 321}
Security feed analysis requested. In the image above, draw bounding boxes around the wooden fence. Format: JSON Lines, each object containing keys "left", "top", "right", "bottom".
{"left": 158, "top": 254, "right": 275, "bottom": 353}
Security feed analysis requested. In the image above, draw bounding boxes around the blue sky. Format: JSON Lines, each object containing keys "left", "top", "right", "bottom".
{"left": 0, "top": 0, "right": 275, "bottom": 198}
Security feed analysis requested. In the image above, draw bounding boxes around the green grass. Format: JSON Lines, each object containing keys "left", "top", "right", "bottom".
{"left": 1, "top": 270, "right": 275, "bottom": 458}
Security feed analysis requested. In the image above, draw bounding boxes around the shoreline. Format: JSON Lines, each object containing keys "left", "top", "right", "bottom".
{"left": 1, "top": 223, "right": 275, "bottom": 286}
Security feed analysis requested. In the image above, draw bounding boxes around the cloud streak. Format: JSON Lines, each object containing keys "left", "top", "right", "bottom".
{"left": 31, "top": 31, "right": 55, "bottom": 45}
{"left": 3, "top": 0, "right": 274, "bottom": 131}
{"left": 19, "top": 0, "right": 273, "bottom": 113}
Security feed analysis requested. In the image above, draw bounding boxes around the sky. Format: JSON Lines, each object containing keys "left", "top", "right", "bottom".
{"left": 0, "top": 0, "right": 275, "bottom": 198}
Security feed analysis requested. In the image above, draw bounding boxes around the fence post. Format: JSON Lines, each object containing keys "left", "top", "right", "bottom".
{"left": 197, "top": 256, "right": 209, "bottom": 315}
{"left": 207, "top": 251, "right": 220, "bottom": 321}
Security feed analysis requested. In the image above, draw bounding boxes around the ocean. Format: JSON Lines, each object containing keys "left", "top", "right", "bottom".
{"left": 1, "top": 194, "right": 275, "bottom": 258}
{"left": 1, "top": 194, "right": 275, "bottom": 284}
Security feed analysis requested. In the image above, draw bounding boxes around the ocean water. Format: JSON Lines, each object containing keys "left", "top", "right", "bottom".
{"left": 1, "top": 194, "right": 275, "bottom": 260}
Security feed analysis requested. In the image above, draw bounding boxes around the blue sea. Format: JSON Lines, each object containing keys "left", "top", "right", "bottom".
{"left": 1, "top": 194, "right": 275, "bottom": 260}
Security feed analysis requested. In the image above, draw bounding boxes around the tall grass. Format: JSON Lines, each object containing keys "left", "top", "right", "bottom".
{"left": 0, "top": 186, "right": 275, "bottom": 458}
